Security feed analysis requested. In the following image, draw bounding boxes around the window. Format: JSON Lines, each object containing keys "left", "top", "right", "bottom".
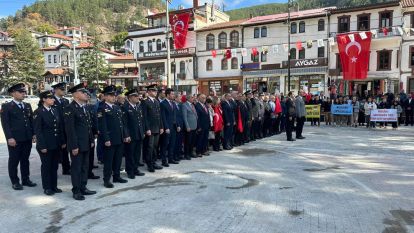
{"left": 298, "top": 48, "right": 305, "bottom": 59}
{"left": 411, "top": 14, "right": 414, "bottom": 36}
{"left": 261, "top": 52, "right": 267, "bottom": 62}
{"left": 338, "top": 16, "right": 350, "bottom": 33}
{"left": 254, "top": 27, "right": 260, "bottom": 38}
{"left": 126, "top": 40, "right": 131, "bottom": 49}
{"left": 221, "top": 58, "right": 228, "bottom": 70}
{"left": 291, "top": 23, "right": 297, "bottom": 34}
{"left": 261, "top": 26, "right": 267, "bottom": 37}
{"left": 357, "top": 14, "right": 370, "bottom": 31}
{"left": 377, "top": 50, "right": 391, "bottom": 70}
{"left": 147, "top": 40, "right": 153, "bottom": 52}
{"left": 139, "top": 41, "right": 144, "bottom": 52}
{"left": 218, "top": 32, "right": 227, "bottom": 49}
{"left": 156, "top": 39, "right": 162, "bottom": 51}
{"left": 318, "top": 46, "right": 325, "bottom": 58}
{"left": 289, "top": 48, "right": 296, "bottom": 60}
{"left": 410, "top": 47, "right": 414, "bottom": 67}
{"left": 230, "top": 31, "right": 239, "bottom": 47}
{"left": 379, "top": 11, "right": 392, "bottom": 28}
{"left": 48, "top": 55, "right": 51, "bottom": 63}
{"left": 251, "top": 53, "right": 259, "bottom": 62}
{"left": 53, "top": 55, "right": 57, "bottom": 63}
{"left": 336, "top": 54, "right": 342, "bottom": 72}
{"left": 318, "top": 19, "right": 325, "bottom": 31}
{"left": 299, "top": 21, "right": 305, "bottom": 33}
{"left": 206, "top": 59, "right": 213, "bottom": 71}
{"left": 231, "top": 58, "right": 238, "bottom": 69}
{"left": 206, "top": 34, "right": 215, "bottom": 50}
{"left": 180, "top": 61, "right": 185, "bottom": 74}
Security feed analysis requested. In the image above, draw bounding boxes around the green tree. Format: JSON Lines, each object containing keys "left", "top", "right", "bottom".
{"left": 110, "top": 31, "right": 128, "bottom": 50}
{"left": 36, "top": 22, "right": 57, "bottom": 34}
{"left": 0, "top": 29, "right": 44, "bottom": 92}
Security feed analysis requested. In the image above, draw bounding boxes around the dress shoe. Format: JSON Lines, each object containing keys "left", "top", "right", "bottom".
{"left": 127, "top": 174, "right": 136, "bottom": 179}
{"left": 62, "top": 170, "right": 71, "bottom": 175}
{"left": 12, "top": 183, "right": 23, "bottom": 190}
{"left": 22, "top": 180, "right": 37, "bottom": 187}
{"left": 169, "top": 160, "right": 179, "bottom": 164}
{"left": 138, "top": 163, "right": 145, "bottom": 167}
{"left": 162, "top": 162, "right": 169, "bottom": 167}
{"left": 134, "top": 170, "right": 145, "bottom": 176}
{"left": 197, "top": 154, "right": 203, "bottom": 158}
{"left": 73, "top": 193, "right": 85, "bottom": 201}
{"left": 104, "top": 182, "right": 114, "bottom": 188}
{"left": 224, "top": 147, "right": 232, "bottom": 150}
{"left": 88, "top": 173, "right": 100, "bottom": 179}
{"left": 219, "top": 148, "right": 223, "bottom": 151}
{"left": 154, "top": 164, "right": 163, "bottom": 170}
{"left": 287, "top": 138, "right": 296, "bottom": 141}
{"left": 213, "top": 149, "right": 220, "bottom": 152}
{"left": 52, "top": 188, "right": 63, "bottom": 193}
{"left": 113, "top": 178, "right": 128, "bottom": 183}
{"left": 44, "top": 189, "right": 55, "bottom": 196}
{"left": 185, "top": 156, "right": 192, "bottom": 160}
{"left": 296, "top": 136, "right": 306, "bottom": 139}
{"left": 93, "top": 165, "right": 99, "bottom": 169}
{"left": 147, "top": 168, "right": 155, "bottom": 172}
{"left": 81, "top": 189, "right": 97, "bottom": 195}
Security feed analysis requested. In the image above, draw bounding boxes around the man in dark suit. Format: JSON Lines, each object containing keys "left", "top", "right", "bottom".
{"left": 122, "top": 89, "right": 146, "bottom": 179}
{"left": 195, "top": 94, "right": 210, "bottom": 156}
{"left": 141, "top": 84, "right": 164, "bottom": 172}
{"left": 404, "top": 95, "right": 414, "bottom": 126}
{"left": 286, "top": 91, "right": 296, "bottom": 141}
{"left": 1, "top": 83, "right": 37, "bottom": 190}
{"left": 85, "top": 96, "right": 99, "bottom": 180}
{"left": 221, "top": 93, "right": 234, "bottom": 150}
{"left": 229, "top": 92, "right": 238, "bottom": 147}
{"left": 243, "top": 91, "right": 252, "bottom": 143}
{"left": 97, "top": 85, "right": 129, "bottom": 188}
{"left": 174, "top": 93, "right": 184, "bottom": 161}
{"left": 51, "top": 82, "right": 71, "bottom": 175}
{"left": 160, "top": 88, "right": 179, "bottom": 166}
{"left": 64, "top": 83, "right": 96, "bottom": 200}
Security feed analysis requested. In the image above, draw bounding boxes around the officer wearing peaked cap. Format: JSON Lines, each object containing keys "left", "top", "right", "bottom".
{"left": 64, "top": 83, "right": 96, "bottom": 200}
{"left": 1, "top": 83, "right": 37, "bottom": 190}
{"left": 33, "top": 90, "right": 65, "bottom": 196}
{"left": 97, "top": 85, "right": 130, "bottom": 188}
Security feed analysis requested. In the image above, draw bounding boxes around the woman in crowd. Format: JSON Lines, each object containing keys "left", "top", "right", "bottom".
{"left": 212, "top": 96, "right": 223, "bottom": 151}
{"left": 351, "top": 96, "right": 360, "bottom": 127}
{"left": 391, "top": 100, "right": 403, "bottom": 129}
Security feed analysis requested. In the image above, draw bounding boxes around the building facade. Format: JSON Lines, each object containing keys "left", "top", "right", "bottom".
{"left": 400, "top": 0, "right": 414, "bottom": 94}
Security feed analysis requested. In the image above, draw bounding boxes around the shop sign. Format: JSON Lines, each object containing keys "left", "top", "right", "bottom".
{"left": 137, "top": 47, "right": 195, "bottom": 58}
{"left": 283, "top": 58, "right": 327, "bottom": 68}
{"left": 240, "top": 63, "right": 260, "bottom": 71}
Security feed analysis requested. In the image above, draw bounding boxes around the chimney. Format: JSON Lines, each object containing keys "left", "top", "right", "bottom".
{"left": 193, "top": 0, "right": 199, "bottom": 8}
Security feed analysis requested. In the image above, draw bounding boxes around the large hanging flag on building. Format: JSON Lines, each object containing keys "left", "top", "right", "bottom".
{"left": 337, "top": 32, "right": 372, "bottom": 80}
{"left": 170, "top": 12, "right": 191, "bottom": 49}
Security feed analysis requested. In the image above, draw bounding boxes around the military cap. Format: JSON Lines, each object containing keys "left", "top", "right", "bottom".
{"left": 252, "top": 89, "right": 258, "bottom": 94}
{"left": 102, "top": 85, "right": 117, "bottom": 95}
{"left": 125, "top": 89, "right": 139, "bottom": 96}
{"left": 7, "top": 83, "right": 26, "bottom": 93}
{"left": 68, "top": 83, "right": 88, "bottom": 94}
{"left": 244, "top": 90, "right": 251, "bottom": 95}
{"left": 51, "top": 82, "right": 66, "bottom": 90}
{"left": 39, "top": 90, "right": 54, "bottom": 99}
{"left": 146, "top": 84, "right": 158, "bottom": 91}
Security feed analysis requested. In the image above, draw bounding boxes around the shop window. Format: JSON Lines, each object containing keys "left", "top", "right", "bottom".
{"left": 318, "top": 19, "right": 325, "bottom": 31}
{"left": 218, "top": 32, "right": 227, "bottom": 49}
{"left": 318, "top": 46, "right": 325, "bottom": 58}
{"left": 206, "top": 34, "right": 215, "bottom": 50}
{"left": 251, "top": 53, "right": 259, "bottom": 62}
{"left": 299, "top": 21, "right": 305, "bottom": 33}
{"left": 299, "top": 48, "right": 305, "bottom": 59}
{"left": 147, "top": 40, "right": 153, "bottom": 52}
{"left": 410, "top": 47, "right": 414, "bottom": 67}
{"left": 221, "top": 59, "right": 228, "bottom": 70}
{"left": 338, "top": 16, "right": 350, "bottom": 33}
{"left": 180, "top": 61, "right": 185, "bottom": 74}
{"left": 411, "top": 14, "right": 414, "bottom": 36}
{"left": 48, "top": 55, "right": 51, "bottom": 63}
{"left": 291, "top": 23, "right": 297, "bottom": 34}
{"left": 53, "top": 55, "right": 57, "bottom": 63}
{"left": 156, "top": 39, "right": 162, "bottom": 51}
{"left": 290, "top": 48, "right": 296, "bottom": 60}
{"left": 206, "top": 59, "right": 213, "bottom": 71}
{"left": 377, "top": 50, "right": 391, "bottom": 70}
{"left": 379, "top": 11, "right": 392, "bottom": 28}
{"left": 139, "top": 41, "right": 144, "bottom": 52}
{"left": 230, "top": 31, "right": 239, "bottom": 47}
{"left": 231, "top": 58, "right": 238, "bottom": 69}
{"left": 254, "top": 27, "right": 260, "bottom": 38}
{"left": 261, "top": 26, "right": 267, "bottom": 37}
{"left": 261, "top": 52, "right": 267, "bottom": 62}
{"left": 357, "top": 14, "right": 370, "bottom": 31}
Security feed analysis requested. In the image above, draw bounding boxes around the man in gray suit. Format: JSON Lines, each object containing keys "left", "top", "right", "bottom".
{"left": 295, "top": 90, "right": 306, "bottom": 140}
{"left": 182, "top": 95, "right": 198, "bottom": 160}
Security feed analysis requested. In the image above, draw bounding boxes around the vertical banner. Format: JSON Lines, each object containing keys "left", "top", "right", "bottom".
{"left": 170, "top": 12, "right": 191, "bottom": 49}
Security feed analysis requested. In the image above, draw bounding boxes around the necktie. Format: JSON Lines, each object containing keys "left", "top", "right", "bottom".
{"left": 49, "top": 109, "right": 54, "bottom": 115}
{"left": 169, "top": 100, "right": 173, "bottom": 109}
{"left": 18, "top": 103, "right": 23, "bottom": 109}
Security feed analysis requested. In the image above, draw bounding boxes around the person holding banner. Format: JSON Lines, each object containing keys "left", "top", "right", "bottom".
{"left": 391, "top": 100, "right": 403, "bottom": 129}
{"left": 364, "top": 97, "right": 377, "bottom": 128}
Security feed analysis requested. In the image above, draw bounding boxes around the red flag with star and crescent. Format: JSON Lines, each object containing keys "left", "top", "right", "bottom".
{"left": 337, "top": 32, "right": 372, "bottom": 80}
{"left": 170, "top": 12, "right": 191, "bottom": 49}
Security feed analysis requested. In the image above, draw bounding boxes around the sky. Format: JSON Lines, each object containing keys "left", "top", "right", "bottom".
{"left": 0, "top": 0, "right": 286, "bottom": 19}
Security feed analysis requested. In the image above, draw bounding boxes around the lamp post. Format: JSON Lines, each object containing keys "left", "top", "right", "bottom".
{"left": 73, "top": 40, "right": 80, "bottom": 85}
{"left": 287, "top": 0, "right": 292, "bottom": 92}
{"left": 166, "top": 0, "right": 172, "bottom": 88}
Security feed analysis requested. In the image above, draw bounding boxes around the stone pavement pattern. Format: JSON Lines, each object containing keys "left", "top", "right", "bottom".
{"left": 0, "top": 124, "right": 414, "bottom": 233}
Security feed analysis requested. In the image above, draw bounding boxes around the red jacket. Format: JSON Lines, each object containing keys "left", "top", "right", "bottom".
{"left": 275, "top": 97, "right": 282, "bottom": 114}
{"left": 213, "top": 106, "right": 224, "bottom": 133}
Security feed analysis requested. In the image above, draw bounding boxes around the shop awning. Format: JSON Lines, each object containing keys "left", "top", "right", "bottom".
{"left": 243, "top": 67, "right": 327, "bottom": 77}
{"left": 110, "top": 63, "right": 138, "bottom": 69}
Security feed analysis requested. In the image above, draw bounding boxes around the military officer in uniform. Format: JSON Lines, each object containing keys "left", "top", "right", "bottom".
{"left": 64, "top": 83, "right": 96, "bottom": 200}
{"left": 121, "top": 89, "right": 145, "bottom": 179}
{"left": 141, "top": 84, "right": 164, "bottom": 172}
{"left": 97, "top": 85, "right": 129, "bottom": 188}
{"left": 33, "top": 90, "right": 65, "bottom": 195}
{"left": 1, "top": 83, "right": 37, "bottom": 190}
{"left": 51, "top": 82, "right": 71, "bottom": 175}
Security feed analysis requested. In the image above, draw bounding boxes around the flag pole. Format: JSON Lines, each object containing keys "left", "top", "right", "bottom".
{"left": 166, "top": 0, "right": 172, "bottom": 88}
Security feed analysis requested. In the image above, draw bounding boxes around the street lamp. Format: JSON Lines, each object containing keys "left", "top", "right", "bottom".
{"left": 72, "top": 40, "right": 80, "bottom": 85}
{"left": 287, "top": 0, "right": 293, "bottom": 92}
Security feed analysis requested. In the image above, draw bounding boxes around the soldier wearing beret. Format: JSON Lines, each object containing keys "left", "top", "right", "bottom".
{"left": 1, "top": 83, "right": 37, "bottom": 190}
{"left": 33, "top": 90, "right": 65, "bottom": 195}
{"left": 64, "top": 83, "right": 96, "bottom": 200}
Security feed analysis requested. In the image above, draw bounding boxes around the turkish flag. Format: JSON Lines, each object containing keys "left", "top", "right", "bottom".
{"left": 170, "top": 12, "right": 191, "bottom": 49}
{"left": 252, "top": 47, "right": 258, "bottom": 56}
{"left": 337, "top": 32, "right": 372, "bottom": 80}
{"left": 225, "top": 49, "right": 232, "bottom": 59}
{"left": 211, "top": 49, "right": 217, "bottom": 58}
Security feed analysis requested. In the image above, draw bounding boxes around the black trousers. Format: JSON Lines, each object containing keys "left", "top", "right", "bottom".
{"left": 286, "top": 117, "right": 295, "bottom": 140}
{"left": 38, "top": 149, "right": 59, "bottom": 190}
{"left": 144, "top": 133, "right": 160, "bottom": 169}
{"left": 103, "top": 143, "right": 124, "bottom": 181}
{"left": 59, "top": 147, "right": 71, "bottom": 173}
{"left": 196, "top": 129, "right": 208, "bottom": 154}
{"left": 213, "top": 132, "right": 221, "bottom": 150}
{"left": 296, "top": 116, "right": 305, "bottom": 138}
{"left": 275, "top": 116, "right": 281, "bottom": 133}
{"left": 161, "top": 128, "right": 177, "bottom": 162}
{"left": 88, "top": 145, "right": 95, "bottom": 175}
{"left": 253, "top": 119, "right": 261, "bottom": 139}
{"left": 70, "top": 150, "right": 89, "bottom": 194}
{"left": 223, "top": 124, "right": 233, "bottom": 148}
{"left": 125, "top": 140, "right": 142, "bottom": 175}
{"left": 8, "top": 140, "right": 32, "bottom": 185}
{"left": 263, "top": 117, "right": 271, "bottom": 137}
{"left": 243, "top": 121, "right": 250, "bottom": 142}
{"left": 184, "top": 130, "right": 196, "bottom": 157}
{"left": 175, "top": 130, "right": 184, "bottom": 160}
{"left": 405, "top": 110, "right": 413, "bottom": 125}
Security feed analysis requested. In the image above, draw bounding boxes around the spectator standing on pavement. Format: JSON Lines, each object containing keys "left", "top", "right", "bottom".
{"left": 295, "top": 90, "right": 306, "bottom": 140}
{"left": 364, "top": 97, "right": 377, "bottom": 128}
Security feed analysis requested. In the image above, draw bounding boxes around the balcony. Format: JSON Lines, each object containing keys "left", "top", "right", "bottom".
{"left": 329, "top": 27, "right": 401, "bottom": 40}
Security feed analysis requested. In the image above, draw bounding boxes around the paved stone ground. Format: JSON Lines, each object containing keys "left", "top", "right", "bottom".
{"left": 0, "top": 124, "right": 414, "bottom": 233}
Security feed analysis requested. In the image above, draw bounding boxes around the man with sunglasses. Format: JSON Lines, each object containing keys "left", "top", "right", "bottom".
{"left": 1, "top": 83, "right": 37, "bottom": 190}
